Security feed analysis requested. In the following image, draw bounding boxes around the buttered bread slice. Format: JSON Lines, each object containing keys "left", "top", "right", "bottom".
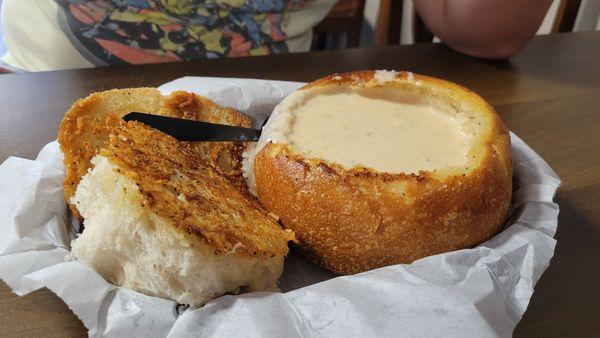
{"left": 70, "top": 121, "right": 294, "bottom": 305}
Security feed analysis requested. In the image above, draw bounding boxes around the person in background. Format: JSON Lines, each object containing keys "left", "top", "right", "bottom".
{"left": 0, "top": 0, "right": 336, "bottom": 72}
{"left": 414, "top": 0, "right": 553, "bottom": 59}
{"left": 0, "top": 0, "right": 554, "bottom": 72}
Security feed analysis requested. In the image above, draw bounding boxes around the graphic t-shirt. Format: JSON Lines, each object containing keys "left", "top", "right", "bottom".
{"left": 1, "top": 0, "right": 335, "bottom": 71}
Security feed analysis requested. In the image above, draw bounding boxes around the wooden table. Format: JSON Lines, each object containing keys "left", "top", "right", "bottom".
{"left": 1, "top": 31, "right": 599, "bottom": 337}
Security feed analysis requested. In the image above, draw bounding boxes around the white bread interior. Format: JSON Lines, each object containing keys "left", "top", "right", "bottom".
{"left": 70, "top": 155, "right": 284, "bottom": 306}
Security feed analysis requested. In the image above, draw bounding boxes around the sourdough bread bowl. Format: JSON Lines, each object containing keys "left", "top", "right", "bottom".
{"left": 248, "top": 70, "right": 513, "bottom": 275}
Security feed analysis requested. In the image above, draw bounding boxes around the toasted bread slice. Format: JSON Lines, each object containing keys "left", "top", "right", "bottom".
{"left": 58, "top": 88, "right": 251, "bottom": 218}
{"left": 70, "top": 121, "right": 294, "bottom": 305}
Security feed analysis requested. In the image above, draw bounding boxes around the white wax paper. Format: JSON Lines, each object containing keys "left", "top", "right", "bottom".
{"left": 0, "top": 76, "right": 561, "bottom": 338}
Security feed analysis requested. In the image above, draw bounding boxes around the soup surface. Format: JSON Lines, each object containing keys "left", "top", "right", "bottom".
{"left": 286, "top": 87, "right": 468, "bottom": 174}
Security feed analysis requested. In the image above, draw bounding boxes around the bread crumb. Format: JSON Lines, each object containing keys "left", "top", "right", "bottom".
{"left": 374, "top": 70, "right": 399, "bottom": 83}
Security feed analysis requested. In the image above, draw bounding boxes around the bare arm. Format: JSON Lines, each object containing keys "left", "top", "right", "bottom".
{"left": 414, "top": 0, "right": 552, "bottom": 59}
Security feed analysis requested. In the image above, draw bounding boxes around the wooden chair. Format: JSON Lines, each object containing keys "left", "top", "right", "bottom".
{"left": 375, "top": 0, "right": 584, "bottom": 47}
{"left": 314, "top": 0, "right": 431, "bottom": 49}
{"left": 313, "top": 0, "right": 366, "bottom": 49}
{"left": 374, "top": 0, "right": 402, "bottom": 46}
{"left": 552, "top": 0, "right": 582, "bottom": 32}
{"left": 375, "top": 0, "right": 432, "bottom": 46}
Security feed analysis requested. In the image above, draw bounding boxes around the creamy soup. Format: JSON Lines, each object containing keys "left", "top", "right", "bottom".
{"left": 286, "top": 87, "right": 468, "bottom": 174}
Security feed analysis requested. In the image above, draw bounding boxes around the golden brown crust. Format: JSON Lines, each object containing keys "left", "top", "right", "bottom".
{"left": 254, "top": 70, "right": 513, "bottom": 274}
{"left": 58, "top": 88, "right": 251, "bottom": 217}
{"left": 102, "top": 121, "right": 294, "bottom": 258}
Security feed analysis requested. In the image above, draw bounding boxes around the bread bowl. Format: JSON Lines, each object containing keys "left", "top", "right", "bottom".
{"left": 247, "top": 70, "right": 512, "bottom": 274}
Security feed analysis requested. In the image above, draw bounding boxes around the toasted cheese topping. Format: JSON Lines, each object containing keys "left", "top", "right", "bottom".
{"left": 58, "top": 88, "right": 252, "bottom": 218}
{"left": 100, "top": 121, "right": 294, "bottom": 258}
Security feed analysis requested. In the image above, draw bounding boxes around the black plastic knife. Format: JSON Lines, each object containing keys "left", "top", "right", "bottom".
{"left": 123, "top": 112, "right": 261, "bottom": 142}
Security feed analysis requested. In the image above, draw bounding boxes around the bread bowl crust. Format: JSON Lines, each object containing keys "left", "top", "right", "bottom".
{"left": 253, "top": 70, "right": 512, "bottom": 274}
